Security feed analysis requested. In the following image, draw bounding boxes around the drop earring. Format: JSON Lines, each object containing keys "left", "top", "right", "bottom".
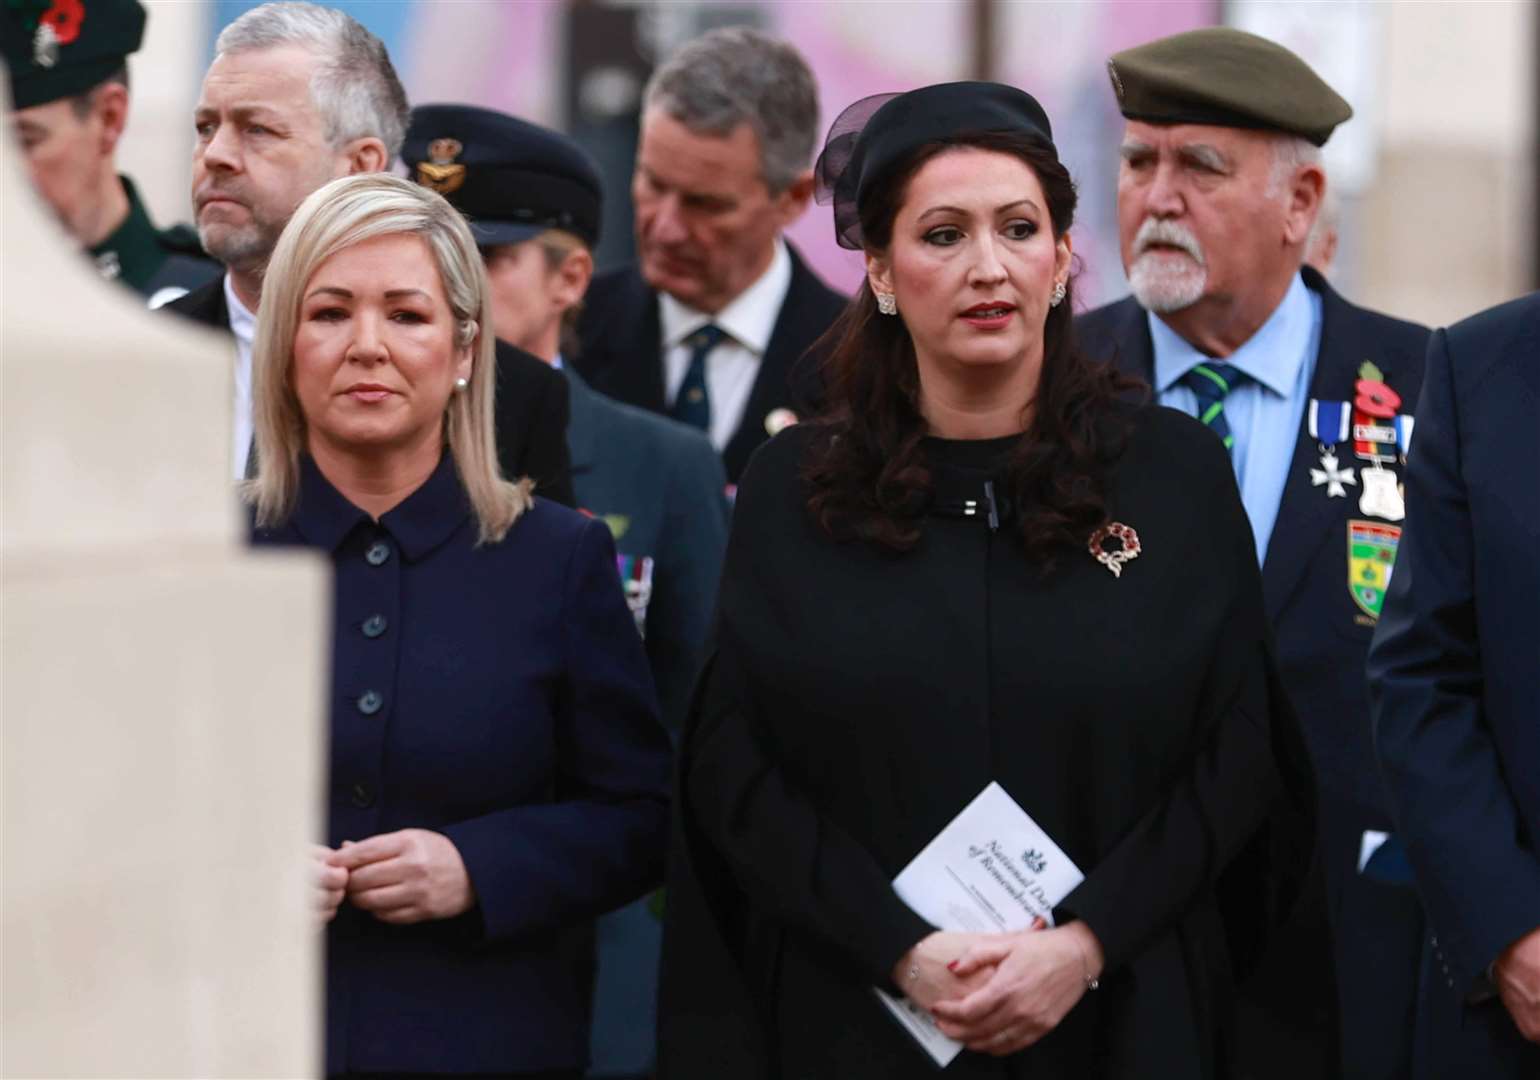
{"left": 876, "top": 292, "right": 898, "bottom": 316}
{"left": 1050, "top": 281, "right": 1066, "bottom": 308}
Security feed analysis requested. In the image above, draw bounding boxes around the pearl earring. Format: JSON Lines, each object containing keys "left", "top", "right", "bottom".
{"left": 453, "top": 377, "right": 469, "bottom": 393}
{"left": 876, "top": 292, "right": 897, "bottom": 316}
{"left": 1050, "top": 281, "right": 1066, "bottom": 308}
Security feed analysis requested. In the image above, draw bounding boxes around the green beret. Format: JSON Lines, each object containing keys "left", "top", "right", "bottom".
{"left": 2, "top": 0, "right": 145, "bottom": 110}
{"left": 1107, "top": 27, "right": 1352, "bottom": 147}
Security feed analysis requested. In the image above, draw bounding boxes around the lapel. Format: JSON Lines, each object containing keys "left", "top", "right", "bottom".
{"left": 606, "top": 269, "right": 667, "bottom": 412}
{"left": 165, "top": 275, "right": 231, "bottom": 332}
{"left": 721, "top": 246, "right": 834, "bottom": 478}
{"left": 562, "top": 365, "right": 600, "bottom": 474}
{"left": 1259, "top": 270, "right": 1374, "bottom": 620}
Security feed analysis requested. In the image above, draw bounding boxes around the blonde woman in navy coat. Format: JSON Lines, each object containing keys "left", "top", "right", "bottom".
{"left": 247, "top": 173, "right": 671, "bottom": 1079}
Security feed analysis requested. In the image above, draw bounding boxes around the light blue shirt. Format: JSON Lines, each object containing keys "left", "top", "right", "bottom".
{"left": 1150, "top": 272, "right": 1323, "bottom": 565}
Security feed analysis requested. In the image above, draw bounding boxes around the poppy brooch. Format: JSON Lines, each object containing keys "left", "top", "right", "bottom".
{"left": 1089, "top": 521, "right": 1141, "bottom": 578}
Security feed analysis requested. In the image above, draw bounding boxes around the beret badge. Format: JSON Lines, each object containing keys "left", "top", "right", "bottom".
{"left": 1106, "top": 59, "right": 1124, "bottom": 102}
{"left": 416, "top": 137, "right": 466, "bottom": 196}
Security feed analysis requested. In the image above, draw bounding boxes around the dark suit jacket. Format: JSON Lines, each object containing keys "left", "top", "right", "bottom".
{"left": 253, "top": 453, "right": 672, "bottom": 1076}
{"left": 1079, "top": 268, "right": 1427, "bottom": 815}
{"left": 1369, "top": 293, "right": 1540, "bottom": 1076}
{"left": 164, "top": 279, "right": 576, "bottom": 506}
{"left": 573, "top": 244, "right": 847, "bottom": 483}
{"left": 1078, "top": 267, "right": 1430, "bottom": 1079}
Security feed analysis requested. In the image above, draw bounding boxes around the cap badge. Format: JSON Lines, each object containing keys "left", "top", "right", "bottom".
{"left": 32, "top": 0, "right": 83, "bottom": 66}
{"left": 416, "top": 137, "right": 466, "bottom": 195}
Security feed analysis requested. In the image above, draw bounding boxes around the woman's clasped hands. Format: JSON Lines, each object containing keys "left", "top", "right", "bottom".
{"left": 894, "top": 919, "right": 1105, "bottom": 1057}
{"left": 308, "top": 830, "right": 475, "bottom": 926}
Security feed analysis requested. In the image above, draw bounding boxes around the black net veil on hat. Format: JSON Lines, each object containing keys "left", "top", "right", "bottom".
{"left": 813, "top": 82, "right": 1058, "bottom": 251}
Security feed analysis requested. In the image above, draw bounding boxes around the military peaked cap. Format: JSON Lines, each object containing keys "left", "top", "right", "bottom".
{"left": 1107, "top": 27, "right": 1352, "bottom": 146}
{"left": 2, "top": 0, "right": 145, "bottom": 110}
{"left": 403, "top": 103, "right": 603, "bottom": 248}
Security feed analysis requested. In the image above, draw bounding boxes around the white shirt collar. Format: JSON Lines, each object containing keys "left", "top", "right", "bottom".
{"left": 1149, "top": 272, "right": 1313, "bottom": 399}
{"left": 658, "top": 239, "right": 792, "bottom": 355}
{"left": 223, "top": 273, "right": 257, "bottom": 345}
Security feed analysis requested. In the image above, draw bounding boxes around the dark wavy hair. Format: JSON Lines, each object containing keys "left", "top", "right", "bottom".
{"left": 803, "top": 130, "right": 1140, "bottom": 566}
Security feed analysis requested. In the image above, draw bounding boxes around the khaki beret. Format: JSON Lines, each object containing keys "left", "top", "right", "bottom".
{"left": 1107, "top": 27, "right": 1352, "bottom": 147}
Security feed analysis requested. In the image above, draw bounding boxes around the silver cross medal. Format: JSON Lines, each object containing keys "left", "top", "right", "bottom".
{"left": 1310, "top": 450, "right": 1357, "bottom": 498}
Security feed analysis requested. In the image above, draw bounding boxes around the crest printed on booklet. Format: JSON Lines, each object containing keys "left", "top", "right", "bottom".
{"left": 615, "top": 554, "right": 655, "bottom": 638}
{"left": 1348, "top": 519, "right": 1401, "bottom": 620}
{"left": 416, "top": 138, "right": 466, "bottom": 195}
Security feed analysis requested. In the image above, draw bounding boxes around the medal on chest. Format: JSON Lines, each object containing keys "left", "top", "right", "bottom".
{"left": 1351, "top": 362, "right": 1412, "bottom": 521}
{"left": 1307, "top": 398, "right": 1356, "bottom": 498}
{"left": 1348, "top": 519, "right": 1403, "bottom": 621}
{"left": 615, "top": 553, "right": 655, "bottom": 638}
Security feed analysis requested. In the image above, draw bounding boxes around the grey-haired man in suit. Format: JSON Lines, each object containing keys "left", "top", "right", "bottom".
{"left": 575, "top": 27, "right": 846, "bottom": 485}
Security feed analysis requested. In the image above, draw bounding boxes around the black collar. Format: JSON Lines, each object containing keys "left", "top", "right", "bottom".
{"left": 289, "top": 452, "right": 471, "bottom": 560}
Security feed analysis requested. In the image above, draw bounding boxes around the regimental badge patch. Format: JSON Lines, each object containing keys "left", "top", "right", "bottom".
{"left": 416, "top": 138, "right": 466, "bottom": 195}
{"left": 1348, "top": 519, "right": 1402, "bottom": 620}
{"left": 615, "top": 554, "right": 655, "bottom": 639}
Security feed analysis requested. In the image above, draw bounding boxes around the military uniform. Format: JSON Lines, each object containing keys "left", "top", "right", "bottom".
{"left": 90, "top": 176, "right": 220, "bottom": 306}
{"left": 3, "top": 0, "right": 217, "bottom": 304}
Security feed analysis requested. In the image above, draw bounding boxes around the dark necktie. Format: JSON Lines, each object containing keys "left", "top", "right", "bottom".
{"left": 672, "top": 324, "right": 727, "bottom": 432}
{"left": 1180, "top": 361, "right": 1248, "bottom": 454}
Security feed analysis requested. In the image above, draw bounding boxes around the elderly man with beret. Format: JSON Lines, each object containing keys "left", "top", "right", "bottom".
{"left": 2, "top": 0, "right": 218, "bottom": 305}
{"left": 1078, "top": 27, "right": 1431, "bottom": 1080}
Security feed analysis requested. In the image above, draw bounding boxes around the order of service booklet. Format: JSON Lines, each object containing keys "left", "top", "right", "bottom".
{"left": 875, "top": 781, "right": 1085, "bottom": 1067}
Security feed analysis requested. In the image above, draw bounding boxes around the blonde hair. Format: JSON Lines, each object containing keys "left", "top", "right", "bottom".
{"left": 532, "top": 227, "right": 588, "bottom": 356}
{"left": 246, "top": 173, "right": 531, "bottom": 543}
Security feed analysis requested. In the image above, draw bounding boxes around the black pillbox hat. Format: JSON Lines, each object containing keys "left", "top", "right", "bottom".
{"left": 3, "top": 0, "right": 145, "bottom": 110}
{"left": 403, "top": 104, "right": 603, "bottom": 248}
{"left": 1107, "top": 27, "right": 1352, "bottom": 147}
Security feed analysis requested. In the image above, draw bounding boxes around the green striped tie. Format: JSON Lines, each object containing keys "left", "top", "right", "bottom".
{"left": 1180, "top": 361, "right": 1247, "bottom": 453}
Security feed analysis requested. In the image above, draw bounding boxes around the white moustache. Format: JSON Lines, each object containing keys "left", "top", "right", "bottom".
{"left": 1133, "top": 219, "right": 1206, "bottom": 266}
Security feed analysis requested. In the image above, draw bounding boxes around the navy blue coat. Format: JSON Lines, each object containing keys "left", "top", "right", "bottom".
{"left": 1369, "top": 292, "right": 1540, "bottom": 1077}
{"left": 573, "top": 244, "right": 846, "bottom": 484}
{"left": 253, "top": 454, "right": 672, "bottom": 1076}
{"left": 1078, "top": 267, "right": 1429, "bottom": 1079}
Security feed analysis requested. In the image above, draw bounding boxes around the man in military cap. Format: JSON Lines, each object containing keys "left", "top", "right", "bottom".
{"left": 1077, "top": 27, "right": 1431, "bottom": 1080}
{"left": 3, "top": 0, "right": 219, "bottom": 305}
{"left": 163, "top": 2, "right": 571, "bottom": 501}
{"left": 404, "top": 102, "right": 729, "bottom": 1080}
{"left": 573, "top": 27, "right": 845, "bottom": 487}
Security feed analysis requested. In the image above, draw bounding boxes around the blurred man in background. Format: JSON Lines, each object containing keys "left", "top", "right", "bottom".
{"left": 3, "top": 0, "right": 218, "bottom": 306}
{"left": 575, "top": 27, "right": 845, "bottom": 486}
{"left": 165, "top": 1, "right": 571, "bottom": 501}
{"left": 1078, "top": 27, "right": 1430, "bottom": 1080}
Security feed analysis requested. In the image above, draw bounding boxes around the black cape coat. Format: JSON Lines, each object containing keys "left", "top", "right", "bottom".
{"left": 658, "top": 407, "right": 1311, "bottom": 1079}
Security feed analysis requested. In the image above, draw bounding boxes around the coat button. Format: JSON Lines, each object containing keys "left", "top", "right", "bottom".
{"left": 362, "top": 614, "right": 388, "bottom": 638}
{"left": 349, "top": 782, "right": 374, "bottom": 809}
{"left": 365, "top": 541, "right": 391, "bottom": 566}
{"left": 357, "top": 690, "right": 383, "bottom": 715}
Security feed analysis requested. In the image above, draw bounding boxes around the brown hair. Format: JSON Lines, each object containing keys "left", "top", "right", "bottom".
{"left": 803, "top": 130, "right": 1141, "bottom": 565}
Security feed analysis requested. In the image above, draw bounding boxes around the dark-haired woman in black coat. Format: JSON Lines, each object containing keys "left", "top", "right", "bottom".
{"left": 658, "top": 82, "right": 1309, "bottom": 1080}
